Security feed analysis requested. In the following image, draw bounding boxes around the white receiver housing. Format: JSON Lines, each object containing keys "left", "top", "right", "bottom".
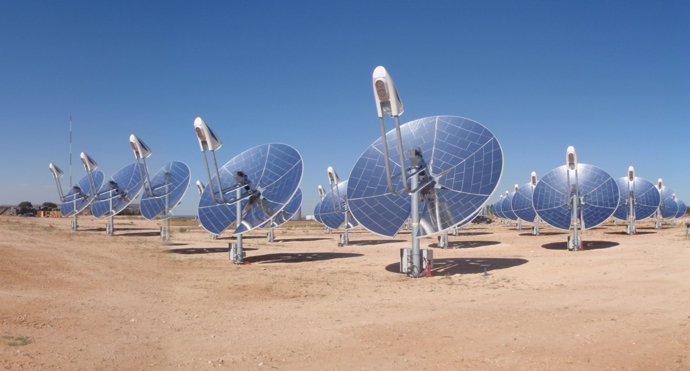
{"left": 49, "top": 163, "right": 64, "bottom": 179}
{"left": 372, "top": 66, "right": 404, "bottom": 118}
{"left": 129, "top": 134, "right": 152, "bottom": 160}
{"left": 80, "top": 152, "right": 98, "bottom": 173}
{"left": 566, "top": 146, "right": 577, "bottom": 170}
{"left": 194, "top": 117, "right": 222, "bottom": 152}
{"left": 327, "top": 166, "right": 340, "bottom": 185}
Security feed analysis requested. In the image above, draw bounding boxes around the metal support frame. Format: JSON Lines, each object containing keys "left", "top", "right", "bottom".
{"left": 50, "top": 167, "right": 79, "bottom": 231}
{"left": 230, "top": 187, "right": 245, "bottom": 264}
{"left": 533, "top": 218, "right": 540, "bottom": 236}
{"left": 106, "top": 189, "right": 115, "bottom": 236}
{"left": 339, "top": 231, "right": 349, "bottom": 247}
{"left": 393, "top": 117, "right": 409, "bottom": 193}
{"left": 71, "top": 193, "right": 78, "bottom": 231}
{"left": 160, "top": 222, "right": 170, "bottom": 241}
{"left": 379, "top": 117, "right": 395, "bottom": 194}
{"left": 338, "top": 212, "right": 350, "bottom": 247}
{"left": 568, "top": 194, "right": 581, "bottom": 250}
{"left": 627, "top": 189, "right": 636, "bottom": 235}
{"left": 438, "top": 231, "right": 449, "bottom": 249}
{"left": 409, "top": 165, "right": 422, "bottom": 276}
{"left": 567, "top": 166, "right": 582, "bottom": 251}
{"left": 267, "top": 222, "right": 275, "bottom": 242}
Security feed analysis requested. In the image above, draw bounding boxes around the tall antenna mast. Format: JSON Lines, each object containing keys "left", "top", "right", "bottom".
{"left": 69, "top": 113, "right": 73, "bottom": 187}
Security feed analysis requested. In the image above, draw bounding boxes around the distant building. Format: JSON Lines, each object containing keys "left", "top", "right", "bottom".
{"left": 37, "top": 210, "right": 61, "bottom": 218}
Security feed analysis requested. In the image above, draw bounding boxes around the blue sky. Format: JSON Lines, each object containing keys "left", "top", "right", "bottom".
{"left": 1, "top": 1, "right": 688, "bottom": 216}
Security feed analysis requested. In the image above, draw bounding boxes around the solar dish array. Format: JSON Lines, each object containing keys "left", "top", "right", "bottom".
{"left": 494, "top": 166, "right": 686, "bottom": 233}
{"left": 47, "top": 64, "right": 687, "bottom": 270}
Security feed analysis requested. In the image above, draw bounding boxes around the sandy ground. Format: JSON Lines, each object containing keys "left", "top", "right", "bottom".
{"left": 1, "top": 214, "right": 690, "bottom": 370}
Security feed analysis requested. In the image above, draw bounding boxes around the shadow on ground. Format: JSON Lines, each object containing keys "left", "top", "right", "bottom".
{"left": 245, "top": 252, "right": 363, "bottom": 264}
{"left": 542, "top": 240, "right": 620, "bottom": 250}
{"left": 604, "top": 231, "right": 656, "bottom": 235}
{"left": 274, "top": 237, "right": 331, "bottom": 243}
{"left": 428, "top": 240, "right": 500, "bottom": 249}
{"left": 81, "top": 227, "right": 151, "bottom": 232}
{"left": 385, "top": 257, "right": 528, "bottom": 275}
{"left": 519, "top": 231, "right": 568, "bottom": 236}
{"left": 346, "top": 239, "right": 405, "bottom": 246}
{"left": 119, "top": 231, "right": 161, "bottom": 237}
{"left": 454, "top": 231, "right": 492, "bottom": 236}
{"left": 164, "top": 247, "right": 258, "bottom": 254}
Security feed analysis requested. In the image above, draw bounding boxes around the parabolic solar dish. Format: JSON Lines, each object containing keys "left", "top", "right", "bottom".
{"left": 347, "top": 115, "right": 503, "bottom": 237}
{"left": 676, "top": 200, "right": 687, "bottom": 218}
{"left": 493, "top": 199, "right": 504, "bottom": 219}
{"left": 313, "top": 199, "right": 324, "bottom": 225}
{"left": 612, "top": 177, "right": 660, "bottom": 221}
{"left": 658, "top": 186, "right": 678, "bottom": 219}
{"left": 263, "top": 188, "right": 302, "bottom": 228}
{"left": 197, "top": 143, "right": 303, "bottom": 236}
{"left": 140, "top": 161, "right": 191, "bottom": 220}
{"left": 512, "top": 182, "right": 537, "bottom": 222}
{"left": 91, "top": 163, "right": 145, "bottom": 218}
{"left": 501, "top": 192, "right": 518, "bottom": 221}
{"left": 533, "top": 164, "right": 619, "bottom": 230}
{"left": 315, "top": 180, "right": 358, "bottom": 230}
{"left": 60, "top": 171, "right": 104, "bottom": 217}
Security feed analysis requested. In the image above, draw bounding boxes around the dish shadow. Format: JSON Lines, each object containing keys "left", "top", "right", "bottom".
{"left": 604, "top": 231, "right": 656, "bottom": 236}
{"left": 245, "top": 252, "right": 363, "bottom": 264}
{"left": 542, "top": 240, "right": 620, "bottom": 250}
{"left": 274, "top": 237, "right": 331, "bottom": 243}
{"left": 119, "top": 231, "right": 161, "bottom": 237}
{"left": 346, "top": 239, "right": 406, "bottom": 246}
{"left": 428, "top": 240, "right": 500, "bottom": 249}
{"left": 519, "top": 231, "right": 568, "bottom": 236}
{"left": 636, "top": 226, "right": 666, "bottom": 230}
{"left": 82, "top": 227, "right": 151, "bottom": 232}
{"left": 454, "top": 231, "right": 492, "bottom": 236}
{"left": 79, "top": 227, "right": 106, "bottom": 232}
{"left": 219, "top": 235, "right": 264, "bottom": 240}
{"left": 385, "top": 257, "right": 528, "bottom": 275}
{"left": 164, "top": 246, "right": 258, "bottom": 254}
